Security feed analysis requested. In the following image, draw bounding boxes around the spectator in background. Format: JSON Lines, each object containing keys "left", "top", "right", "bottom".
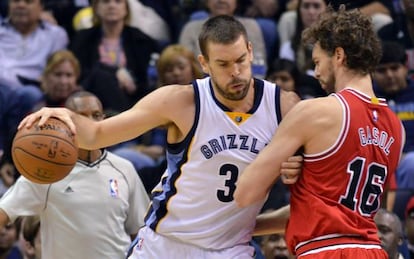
{"left": 129, "top": 0, "right": 177, "bottom": 48}
{"left": 0, "top": 219, "right": 22, "bottom": 259}
{"left": 19, "top": 216, "right": 41, "bottom": 259}
{"left": 42, "top": 0, "right": 90, "bottom": 41}
{"left": 156, "top": 44, "right": 205, "bottom": 86}
{"left": 179, "top": 0, "right": 268, "bottom": 78}
{"left": 266, "top": 57, "right": 325, "bottom": 98}
{"left": 329, "top": 0, "right": 394, "bottom": 32}
{"left": 0, "top": 0, "right": 68, "bottom": 128}
{"left": 0, "top": 0, "right": 68, "bottom": 89}
{"left": 378, "top": 0, "right": 414, "bottom": 76}
{"left": 266, "top": 58, "right": 301, "bottom": 92}
{"left": 405, "top": 197, "right": 414, "bottom": 258}
{"left": 0, "top": 85, "right": 35, "bottom": 197}
{"left": 70, "top": 0, "right": 156, "bottom": 113}
{"left": 37, "top": 50, "right": 81, "bottom": 108}
{"left": 373, "top": 41, "right": 414, "bottom": 190}
{"left": 0, "top": 1, "right": 7, "bottom": 17}
{"left": 374, "top": 209, "right": 406, "bottom": 259}
{"left": 277, "top": 0, "right": 325, "bottom": 45}
{"left": 378, "top": 0, "right": 413, "bottom": 48}
{"left": 0, "top": 91, "right": 149, "bottom": 258}
{"left": 240, "top": 0, "right": 279, "bottom": 19}
{"left": 0, "top": 50, "right": 82, "bottom": 194}
{"left": 278, "top": 0, "right": 327, "bottom": 75}
{"left": 260, "top": 232, "right": 294, "bottom": 259}
{"left": 236, "top": 0, "right": 280, "bottom": 62}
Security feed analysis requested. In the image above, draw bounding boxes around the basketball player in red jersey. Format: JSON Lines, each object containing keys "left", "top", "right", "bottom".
{"left": 235, "top": 5, "right": 405, "bottom": 259}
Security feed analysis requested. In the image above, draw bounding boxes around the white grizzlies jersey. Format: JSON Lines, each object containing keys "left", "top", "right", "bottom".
{"left": 145, "top": 77, "right": 282, "bottom": 249}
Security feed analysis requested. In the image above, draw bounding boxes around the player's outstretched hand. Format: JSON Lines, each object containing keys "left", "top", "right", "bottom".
{"left": 18, "top": 107, "right": 76, "bottom": 135}
{"left": 280, "top": 155, "right": 303, "bottom": 184}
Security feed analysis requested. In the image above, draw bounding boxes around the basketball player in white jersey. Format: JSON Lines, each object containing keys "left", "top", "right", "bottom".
{"left": 19, "top": 15, "right": 301, "bottom": 258}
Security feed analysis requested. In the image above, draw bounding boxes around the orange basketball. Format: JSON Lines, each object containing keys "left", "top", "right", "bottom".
{"left": 12, "top": 117, "right": 78, "bottom": 184}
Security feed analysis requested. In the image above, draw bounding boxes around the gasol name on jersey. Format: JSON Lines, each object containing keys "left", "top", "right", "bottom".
{"left": 200, "top": 134, "right": 267, "bottom": 159}
{"left": 358, "top": 126, "right": 395, "bottom": 155}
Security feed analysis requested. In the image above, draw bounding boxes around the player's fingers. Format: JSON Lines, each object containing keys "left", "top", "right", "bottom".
{"left": 63, "top": 118, "right": 77, "bottom": 136}
{"left": 37, "top": 109, "right": 53, "bottom": 126}
{"left": 280, "top": 168, "right": 300, "bottom": 176}
{"left": 287, "top": 155, "right": 304, "bottom": 163}
{"left": 40, "top": 108, "right": 77, "bottom": 135}
{"left": 18, "top": 111, "right": 45, "bottom": 129}
{"left": 281, "top": 170, "right": 300, "bottom": 183}
{"left": 281, "top": 174, "right": 299, "bottom": 185}
{"left": 281, "top": 161, "right": 302, "bottom": 170}
{"left": 18, "top": 108, "right": 76, "bottom": 135}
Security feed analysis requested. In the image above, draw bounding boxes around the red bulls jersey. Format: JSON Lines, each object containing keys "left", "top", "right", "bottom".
{"left": 286, "top": 88, "right": 404, "bottom": 256}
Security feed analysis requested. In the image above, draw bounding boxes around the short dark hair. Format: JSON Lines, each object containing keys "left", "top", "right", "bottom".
{"left": 64, "top": 90, "right": 97, "bottom": 110}
{"left": 302, "top": 5, "right": 382, "bottom": 74}
{"left": 379, "top": 41, "right": 407, "bottom": 65}
{"left": 198, "top": 15, "right": 248, "bottom": 60}
{"left": 267, "top": 58, "right": 301, "bottom": 86}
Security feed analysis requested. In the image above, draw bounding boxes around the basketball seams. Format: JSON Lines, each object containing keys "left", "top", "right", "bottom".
{"left": 11, "top": 118, "right": 78, "bottom": 184}
{"left": 13, "top": 134, "right": 77, "bottom": 149}
{"left": 12, "top": 147, "right": 77, "bottom": 166}
{"left": 12, "top": 156, "right": 73, "bottom": 183}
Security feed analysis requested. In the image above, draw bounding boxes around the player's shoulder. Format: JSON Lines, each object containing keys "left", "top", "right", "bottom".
{"left": 280, "top": 89, "right": 301, "bottom": 105}
{"left": 299, "top": 95, "right": 338, "bottom": 110}
{"left": 279, "top": 89, "right": 301, "bottom": 118}
{"left": 289, "top": 95, "right": 341, "bottom": 121}
{"left": 154, "top": 84, "right": 194, "bottom": 96}
{"left": 151, "top": 84, "right": 195, "bottom": 105}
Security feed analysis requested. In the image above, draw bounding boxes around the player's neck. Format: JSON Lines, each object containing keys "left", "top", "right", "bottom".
{"left": 214, "top": 79, "right": 255, "bottom": 112}
{"left": 336, "top": 71, "right": 374, "bottom": 96}
{"left": 78, "top": 149, "right": 102, "bottom": 163}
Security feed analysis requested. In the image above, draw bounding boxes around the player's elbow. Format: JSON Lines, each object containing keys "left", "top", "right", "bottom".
{"left": 234, "top": 188, "right": 258, "bottom": 208}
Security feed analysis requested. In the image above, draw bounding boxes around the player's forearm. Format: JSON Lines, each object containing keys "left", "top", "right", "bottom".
{"left": 253, "top": 205, "right": 290, "bottom": 236}
{"left": 234, "top": 166, "right": 272, "bottom": 208}
{"left": 70, "top": 112, "right": 102, "bottom": 150}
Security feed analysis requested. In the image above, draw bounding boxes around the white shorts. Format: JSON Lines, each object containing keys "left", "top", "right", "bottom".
{"left": 127, "top": 226, "right": 255, "bottom": 259}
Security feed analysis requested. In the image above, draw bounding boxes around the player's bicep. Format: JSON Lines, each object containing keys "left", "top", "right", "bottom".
{"left": 266, "top": 102, "right": 310, "bottom": 159}
{"left": 97, "top": 87, "right": 180, "bottom": 145}
{"left": 235, "top": 103, "right": 310, "bottom": 207}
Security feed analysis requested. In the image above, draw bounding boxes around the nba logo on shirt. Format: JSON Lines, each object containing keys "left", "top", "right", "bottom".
{"left": 109, "top": 179, "right": 118, "bottom": 197}
{"left": 372, "top": 110, "right": 378, "bottom": 122}
{"left": 137, "top": 237, "right": 144, "bottom": 250}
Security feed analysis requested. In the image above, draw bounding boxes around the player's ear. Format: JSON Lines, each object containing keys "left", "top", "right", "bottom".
{"left": 198, "top": 54, "right": 209, "bottom": 75}
{"left": 247, "top": 41, "right": 253, "bottom": 63}
{"left": 334, "top": 47, "right": 346, "bottom": 65}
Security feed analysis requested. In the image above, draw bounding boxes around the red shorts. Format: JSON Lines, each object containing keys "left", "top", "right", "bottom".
{"left": 298, "top": 245, "right": 387, "bottom": 259}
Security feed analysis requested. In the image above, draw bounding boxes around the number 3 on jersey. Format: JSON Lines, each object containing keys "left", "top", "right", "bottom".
{"left": 217, "top": 164, "right": 239, "bottom": 202}
{"left": 340, "top": 157, "right": 387, "bottom": 216}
